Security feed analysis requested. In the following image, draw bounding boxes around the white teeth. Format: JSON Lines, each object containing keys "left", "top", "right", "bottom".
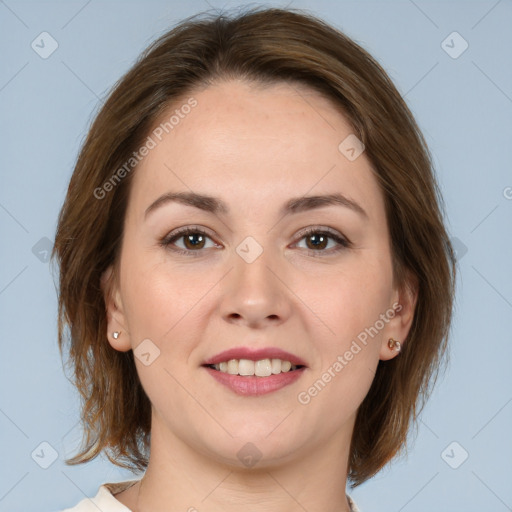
{"left": 255, "top": 359, "right": 272, "bottom": 377}
{"left": 211, "top": 358, "right": 300, "bottom": 376}
{"left": 281, "top": 360, "right": 292, "bottom": 372}
{"left": 271, "top": 358, "right": 281, "bottom": 374}
{"left": 227, "top": 359, "right": 238, "bottom": 375}
{"left": 239, "top": 359, "right": 254, "bottom": 376}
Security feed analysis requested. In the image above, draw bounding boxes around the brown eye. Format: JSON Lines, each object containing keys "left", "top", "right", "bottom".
{"left": 182, "top": 232, "right": 206, "bottom": 250}
{"left": 305, "top": 232, "right": 329, "bottom": 250}
{"left": 295, "top": 228, "right": 350, "bottom": 256}
{"left": 161, "top": 227, "right": 217, "bottom": 255}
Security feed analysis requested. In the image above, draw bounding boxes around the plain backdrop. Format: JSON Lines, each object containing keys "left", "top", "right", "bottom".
{"left": 1, "top": 1, "right": 511, "bottom": 511}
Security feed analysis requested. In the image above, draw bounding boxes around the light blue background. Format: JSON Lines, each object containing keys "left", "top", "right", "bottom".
{"left": 1, "top": 1, "right": 511, "bottom": 511}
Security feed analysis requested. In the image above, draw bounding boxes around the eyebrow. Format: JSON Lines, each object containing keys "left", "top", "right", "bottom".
{"left": 144, "top": 191, "right": 368, "bottom": 220}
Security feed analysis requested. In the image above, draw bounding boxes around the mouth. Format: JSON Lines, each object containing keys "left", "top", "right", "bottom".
{"left": 201, "top": 357, "right": 307, "bottom": 396}
{"left": 201, "top": 346, "right": 308, "bottom": 395}
{"left": 202, "top": 359, "right": 305, "bottom": 377}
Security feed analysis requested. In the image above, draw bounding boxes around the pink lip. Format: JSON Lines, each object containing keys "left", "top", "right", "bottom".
{"left": 203, "top": 366, "right": 306, "bottom": 396}
{"left": 202, "top": 346, "right": 308, "bottom": 367}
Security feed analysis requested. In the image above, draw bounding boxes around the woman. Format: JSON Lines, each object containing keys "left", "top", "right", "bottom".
{"left": 54, "top": 6, "right": 456, "bottom": 512}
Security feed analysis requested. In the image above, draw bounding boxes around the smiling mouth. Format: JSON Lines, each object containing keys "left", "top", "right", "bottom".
{"left": 203, "top": 358, "right": 305, "bottom": 377}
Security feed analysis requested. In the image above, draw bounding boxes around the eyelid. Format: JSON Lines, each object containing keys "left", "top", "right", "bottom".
{"left": 291, "top": 226, "right": 351, "bottom": 252}
{"left": 294, "top": 225, "right": 349, "bottom": 242}
{"left": 160, "top": 224, "right": 351, "bottom": 255}
{"left": 160, "top": 225, "right": 219, "bottom": 251}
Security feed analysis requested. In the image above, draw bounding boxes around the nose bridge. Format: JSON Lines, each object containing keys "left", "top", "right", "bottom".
{"left": 221, "top": 236, "right": 290, "bottom": 326}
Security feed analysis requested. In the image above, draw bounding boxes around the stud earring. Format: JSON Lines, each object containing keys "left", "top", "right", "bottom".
{"left": 112, "top": 331, "right": 121, "bottom": 339}
{"left": 387, "top": 338, "right": 401, "bottom": 352}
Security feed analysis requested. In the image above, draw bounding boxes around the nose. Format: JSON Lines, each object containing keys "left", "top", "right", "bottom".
{"left": 219, "top": 243, "right": 292, "bottom": 329}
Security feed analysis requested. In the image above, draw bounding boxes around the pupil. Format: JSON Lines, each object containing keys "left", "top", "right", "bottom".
{"left": 186, "top": 233, "right": 204, "bottom": 249}
{"left": 308, "top": 234, "right": 326, "bottom": 250}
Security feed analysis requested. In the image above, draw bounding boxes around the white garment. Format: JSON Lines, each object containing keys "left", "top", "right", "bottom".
{"left": 59, "top": 479, "right": 361, "bottom": 511}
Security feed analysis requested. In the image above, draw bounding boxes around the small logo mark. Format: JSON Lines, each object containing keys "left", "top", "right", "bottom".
{"left": 450, "top": 237, "right": 468, "bottom": 261}
{"left": 31, "top": 441, "right": 59, "bottom": 469}
{"left": 31, "top": 32, "right": 59, "bottom": 59}
{"left": 236, "top": 236, "right": 263, "bottom": 264}
{"left": 32, "top": 237, "right": 53, "bottom": 263}
{"left": 441, "top": 441, "right": 469, "bottom": 469}
{"left": 441, "top": 32, "right": 468, "bottom": 59}
{"left": 134, "top": 338, "right": 161, "bottom": 366}
{"left": 338, "top": 134, "right": 365, "bottom": 161}
{"left": 236, "top": 442, "right": 263, "bottom": 468}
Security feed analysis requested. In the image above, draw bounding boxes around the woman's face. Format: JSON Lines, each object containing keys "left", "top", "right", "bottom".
{"left": 105, "top": 79, "right": 416, "bottom": 467}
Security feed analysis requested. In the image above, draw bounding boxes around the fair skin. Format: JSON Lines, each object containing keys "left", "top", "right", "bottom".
{"left": 103, "top": 79, "right": 417, "bottom": 512}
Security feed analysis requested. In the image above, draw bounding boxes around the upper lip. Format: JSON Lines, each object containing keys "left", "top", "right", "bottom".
{"left": 202, "top": 347, "right": 308, "bottom": 367}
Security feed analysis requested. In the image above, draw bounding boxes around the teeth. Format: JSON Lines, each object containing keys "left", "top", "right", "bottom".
{"left": 227, "top": 359, "right": 238, "bottom": 375}
{"left": 211, "top": 358, "right": 300, "bottom": 377}
{"left": 255, "top": 359, "right": 272, "bottom": 377}
{"left": 239, "top": 359, "right": 254, "bottom": 376}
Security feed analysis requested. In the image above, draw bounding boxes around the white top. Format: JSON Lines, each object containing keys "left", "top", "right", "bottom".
{"left": 59, "top": 479, "right": 361, "bottom": 511}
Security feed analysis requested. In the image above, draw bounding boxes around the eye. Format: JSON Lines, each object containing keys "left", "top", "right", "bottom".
{"left": 293, "top": 227, "right": 351, "bottom": 256}
{"left": 160, "top": 226, "right": 351, "bottom": 257}
{"left": 160, "top": 226, "right": 218, "bottom": 255}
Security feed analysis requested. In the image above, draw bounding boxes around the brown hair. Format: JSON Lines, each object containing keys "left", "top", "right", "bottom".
{"left": 53, "top": 6, "right": 456, "bottom": 487}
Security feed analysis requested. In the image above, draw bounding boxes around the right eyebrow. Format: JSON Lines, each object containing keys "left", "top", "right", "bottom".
{"left": 144, "top": 191, "right": 368, "bottom": 221}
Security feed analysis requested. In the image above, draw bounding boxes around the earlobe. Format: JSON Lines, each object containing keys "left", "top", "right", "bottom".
{"left": 101, "top": 265, "right": 131, "bottom": 352}
{"left": 379, "top": 271, "right": 419, "bottom": 361}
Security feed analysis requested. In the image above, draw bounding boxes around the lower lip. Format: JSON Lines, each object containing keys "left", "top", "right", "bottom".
{"left": 203, "top": 366, "right": 306, "bottom": 396}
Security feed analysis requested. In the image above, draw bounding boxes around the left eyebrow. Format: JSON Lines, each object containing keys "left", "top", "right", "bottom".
{"left": 283, "top": 193, "right": 368, "bottom": 220}
{"left": 144, "top": 191, "right": 368, "bottom": 220}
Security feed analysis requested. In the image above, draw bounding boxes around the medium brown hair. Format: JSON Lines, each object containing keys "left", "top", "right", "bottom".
{"left": 53, "top": 6, "right": 456, "bottom": 487}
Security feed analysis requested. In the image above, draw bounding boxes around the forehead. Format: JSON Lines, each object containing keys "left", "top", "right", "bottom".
{"left": 128, "top": 79, "right": 384, "bottom": 223}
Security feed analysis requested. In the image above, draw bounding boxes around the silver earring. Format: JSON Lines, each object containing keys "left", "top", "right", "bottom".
{"left": 112, "top": 331, "right": 120, "bottom": 339}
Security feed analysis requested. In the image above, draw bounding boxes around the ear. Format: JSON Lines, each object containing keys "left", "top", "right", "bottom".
{"left": 379, "top": 269, "right": 418, "bottom": 361}
{"left": 101, "top": 265, "right": 131, "bottom": 352}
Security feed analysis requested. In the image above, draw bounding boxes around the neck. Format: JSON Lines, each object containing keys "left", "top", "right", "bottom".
{"left": 127, "top": 417, "right": 354, "bottom": 512}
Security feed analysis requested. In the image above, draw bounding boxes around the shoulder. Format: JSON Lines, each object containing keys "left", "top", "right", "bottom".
{"left": 57, "top": 480, "right": 140, "bottom": 512}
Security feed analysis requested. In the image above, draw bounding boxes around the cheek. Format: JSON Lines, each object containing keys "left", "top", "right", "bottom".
{"left": 297, "top": 263, "right": 390, "bottom": 421}
{"left": 119, "top": 255, "right": 212, "bottom": 403}
{"left": 120, "top": 251, "right": 212, "bottom": 343}
{"left": 314, "top": 258, "right": 393, "bottom": 349}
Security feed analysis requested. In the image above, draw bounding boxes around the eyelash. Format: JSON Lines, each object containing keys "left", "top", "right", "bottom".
{"left": 159, "top": 226, "right": 351, "bottom": 257}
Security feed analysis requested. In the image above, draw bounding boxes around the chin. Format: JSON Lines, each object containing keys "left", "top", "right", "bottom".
{"left": 196, "top": 421, "right": 305, "bottom": 466}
